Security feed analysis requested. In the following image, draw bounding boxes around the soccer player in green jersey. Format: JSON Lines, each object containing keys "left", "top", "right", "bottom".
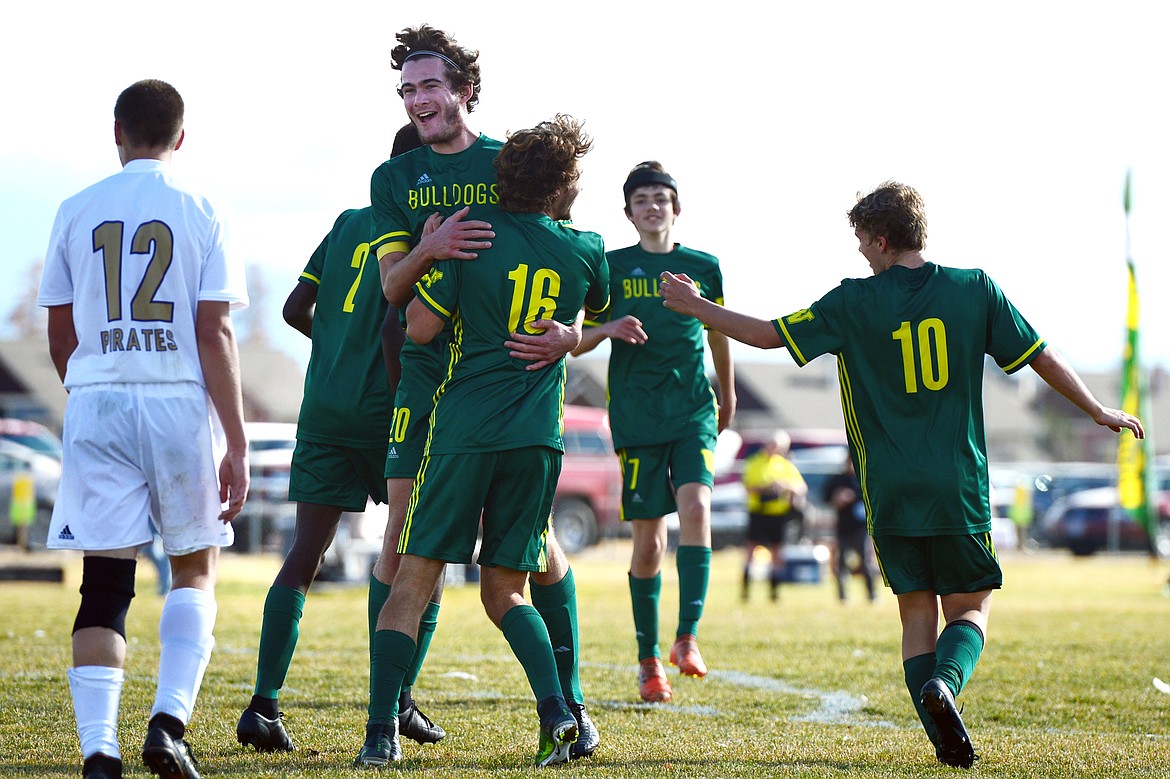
{"left": 235, "top": 125, "right": 448, "bottom": 753}
{"left": 356, "top": 114, "right": 608, "bottom": 768}
{"left": 359, "top": 25, "right": 596, "bottom": 764}
{"left": 573, "top": 161, "right": 736, "bottom": 704}
{"left": 658, "top": 181, "right": 1144, "bottom": 769}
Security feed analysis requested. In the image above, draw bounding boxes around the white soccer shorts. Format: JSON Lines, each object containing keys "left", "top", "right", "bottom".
{"left": 48, "top": 383, "right": 234, "bottom": 555}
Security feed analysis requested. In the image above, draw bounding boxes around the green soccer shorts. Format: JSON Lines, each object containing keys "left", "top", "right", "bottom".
{"left": 617, "top": 432, "right": 717, "bottom": 520}
{"left": 399, "top": 446, "right": 561, "bottom": 572}
{"left": 289, "top": 440, "right": 389, "bottom": 511}
{"left": 871, "top": 532, "right": 1003, "bottom": 595}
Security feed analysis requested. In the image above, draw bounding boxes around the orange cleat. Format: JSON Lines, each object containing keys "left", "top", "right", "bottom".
{"left": 669, "top": 634, "right": 708, "bottom": 678}
{"left": 638, "top": 657, "right": 673, "bottom": 703}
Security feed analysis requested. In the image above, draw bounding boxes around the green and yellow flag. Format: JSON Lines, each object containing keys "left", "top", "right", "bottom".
{"left": 1116, "top": 170, "right": 1157, "bottom": 549}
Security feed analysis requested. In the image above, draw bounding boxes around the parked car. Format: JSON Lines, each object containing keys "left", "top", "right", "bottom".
{"left": 1038, "top": 485, "right": 1170, "bottom": 556}
{"left": 232, "top": 422, "right": 298, "bottom": 552}
{"left": 666, "top": 428, "right": 849, "bottom": 549}
{"left": 0, "top": 440, "right": 61, "bottom": 547}
{"left": 0, "top": 418, "right": 63, "bottom": 461}
{"left": 713, "top": 428, "right": 848, "bottom": 486}
{"left": 551, "top": 405, "right": 622, "bottom": 553}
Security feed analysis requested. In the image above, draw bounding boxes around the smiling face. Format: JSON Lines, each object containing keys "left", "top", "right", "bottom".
{"left": 625, "top": 184, "right": 678, "bottom": 237}
{"left": 399, "top": 56, "right": 472, "bottom": 152}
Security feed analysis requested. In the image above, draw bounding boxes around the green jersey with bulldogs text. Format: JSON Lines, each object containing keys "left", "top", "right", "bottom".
{"left": 772, "top": 262, "right": 1045, "bottom": 537}
{"left": 296, "top": 208, "right": 394, "bottom": 448}
{"left": 587, "top": 243, "right": 723, "bottom": 450}
{"left": 369, "top": 135, "right": 506, "bottom": 386}
{"left": 413, "top": 212, "right": 610, "bottom": 454}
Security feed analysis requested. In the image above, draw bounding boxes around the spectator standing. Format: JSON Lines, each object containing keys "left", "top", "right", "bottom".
{"left": 740, "top": 430, "right": 807, "bottom": 602}
{"left": 823, "top": 456, "right": 877, "bottom": 603}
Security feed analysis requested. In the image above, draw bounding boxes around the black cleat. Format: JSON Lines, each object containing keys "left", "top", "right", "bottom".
{"left": 236, "top": 707, "right": 294, "bottom": 752}
{"left": 920, "top": 678, "right": 979, "bottom": 769}
{"left": 398, "top": 699, "right": 446, "bottom": 744}
{"left": 142, "top": 723, "right": 201, "bottom": 779}
{"left": 82, "top": 753, "right": 123, "bottom": 779}
{"left": 535, "top": 694, "right": 578, "bottom": 767}
{"left": 353, "top": 720, "right": 402, "bottom": 768}
{"left": 568, "top": 701, "right": 599, "bottom": 759}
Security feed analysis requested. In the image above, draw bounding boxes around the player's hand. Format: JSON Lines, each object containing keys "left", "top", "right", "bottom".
{"left": 417, "top": 206, "right": 494, "bottom": 261}
{"left": 218, "top": 449, "right": 249, "bottom": 522}
{"left": 506, "top": 319, "right": 581, "bottom": 371}
{"left": 605, "top": 315, "right": 648, "bottom": 345}
{"left": 659, "top": 271, "right": 701, "bottom": 314}
{"left": 421, "top": 212, "right": 442, "bottom": 238}
{"left": 1095, "top": 407, "right": 1145, "bottom": 438}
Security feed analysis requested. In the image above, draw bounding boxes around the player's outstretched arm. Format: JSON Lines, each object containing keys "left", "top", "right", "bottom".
{"left": 659, "top": 271, "right": 782, "bottom": 350}
{"left": 379, "top": 208, "right": 494, "bottom": 307}
{"left": 196, "top": 301, "right": 250, "bottom": 520}
{"left": 571, "top": 315, "right": 647, "bottom": 357}
{"left": 1029, "top": 347, "right": 1144, "bottom": 438}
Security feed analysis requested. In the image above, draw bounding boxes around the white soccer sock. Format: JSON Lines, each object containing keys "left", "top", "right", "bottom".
{"left": 151, "top": 587, "right": 217, "bottom": 724}
{"left": 68, "top": 665, "right": 124, "bottom": 760}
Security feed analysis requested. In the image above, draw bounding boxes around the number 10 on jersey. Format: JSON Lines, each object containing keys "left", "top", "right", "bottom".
{"left": 892, "top": 318, "right": 949, "bottom": 393}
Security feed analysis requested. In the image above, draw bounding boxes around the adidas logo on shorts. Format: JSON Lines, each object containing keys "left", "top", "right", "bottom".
{"left": 632, "top": 492, "right": 643, "bottom": 503}
{"left": 387, "top": 447, "right": 399, "bottom": 460}
{"left": 58, "top": 525, "right": 75, "bottom": 541}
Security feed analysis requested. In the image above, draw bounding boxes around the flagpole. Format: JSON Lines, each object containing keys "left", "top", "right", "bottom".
{"left": 1116, "top": 170, "right": 1157, "bottom": 555}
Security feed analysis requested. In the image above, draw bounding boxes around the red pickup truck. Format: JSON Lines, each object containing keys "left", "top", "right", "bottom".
{"left": 553, "top": 405, "right": 623, "bottom": 553}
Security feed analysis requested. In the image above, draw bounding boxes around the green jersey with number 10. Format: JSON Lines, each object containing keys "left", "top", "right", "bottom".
{"left": 774, "top": 262, "right": 1045, "bottom": 537}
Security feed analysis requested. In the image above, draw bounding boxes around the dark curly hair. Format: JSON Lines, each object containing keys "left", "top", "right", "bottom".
{"left": 390, "top": 24, "right": 482, "bottom": 112}
{"left": 495, "top": 115, "right": 592, "bottom": 214}
{"left": 847, "top": 181, "right": 927, "bottom": 252}
{"left": 114, "top": 79, "right": 184, "bottom": 149}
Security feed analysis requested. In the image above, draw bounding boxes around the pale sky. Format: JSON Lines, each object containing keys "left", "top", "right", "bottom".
{"left": 3, "top": 1, "right": 1167, "bottom": 377}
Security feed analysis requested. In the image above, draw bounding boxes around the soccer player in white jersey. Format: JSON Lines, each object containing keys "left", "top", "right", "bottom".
{"left": 37, "top": 79, "right": 249, "bottom": 779}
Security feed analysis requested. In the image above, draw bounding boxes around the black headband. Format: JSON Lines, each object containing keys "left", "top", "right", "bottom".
{"left": 403, "top": 50, "right": 461, "bottom": 70}
{"left": 622, "top": 170, "right": 678, "bottom": 201}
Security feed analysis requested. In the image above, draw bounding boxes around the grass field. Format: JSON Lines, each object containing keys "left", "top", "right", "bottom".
{"left": 2, "top": 543, "right": 1169, "bottom": 778}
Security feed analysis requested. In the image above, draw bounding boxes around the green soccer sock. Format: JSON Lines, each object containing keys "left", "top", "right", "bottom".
{"left": 500, "top": 604, "right": 562, "bottom": 702}
{"left": 530, "top": 568, "right": 582, "bottom": 704}
{"left": 253, "top": 586, "right": 305, "bottom": 699}
{"left": 368, "top": 629, "right": 415, "bottom": 723}
{"left": 367, "top": 575, "right": 392, "bottom": 663}
{"left": 904, "top": 651, "right": 940, "bottom": 746}
{"left": 676, "top": 545, "right": 711, "bottom": 638}
{"left": 629, "top": 572, "right": 662, "bottom": 660}
{"left": 933, "top": 620, "right": 985, "bottom": 697}
{"left": 403, "top": 599, "right": 441, "bottom": 689}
